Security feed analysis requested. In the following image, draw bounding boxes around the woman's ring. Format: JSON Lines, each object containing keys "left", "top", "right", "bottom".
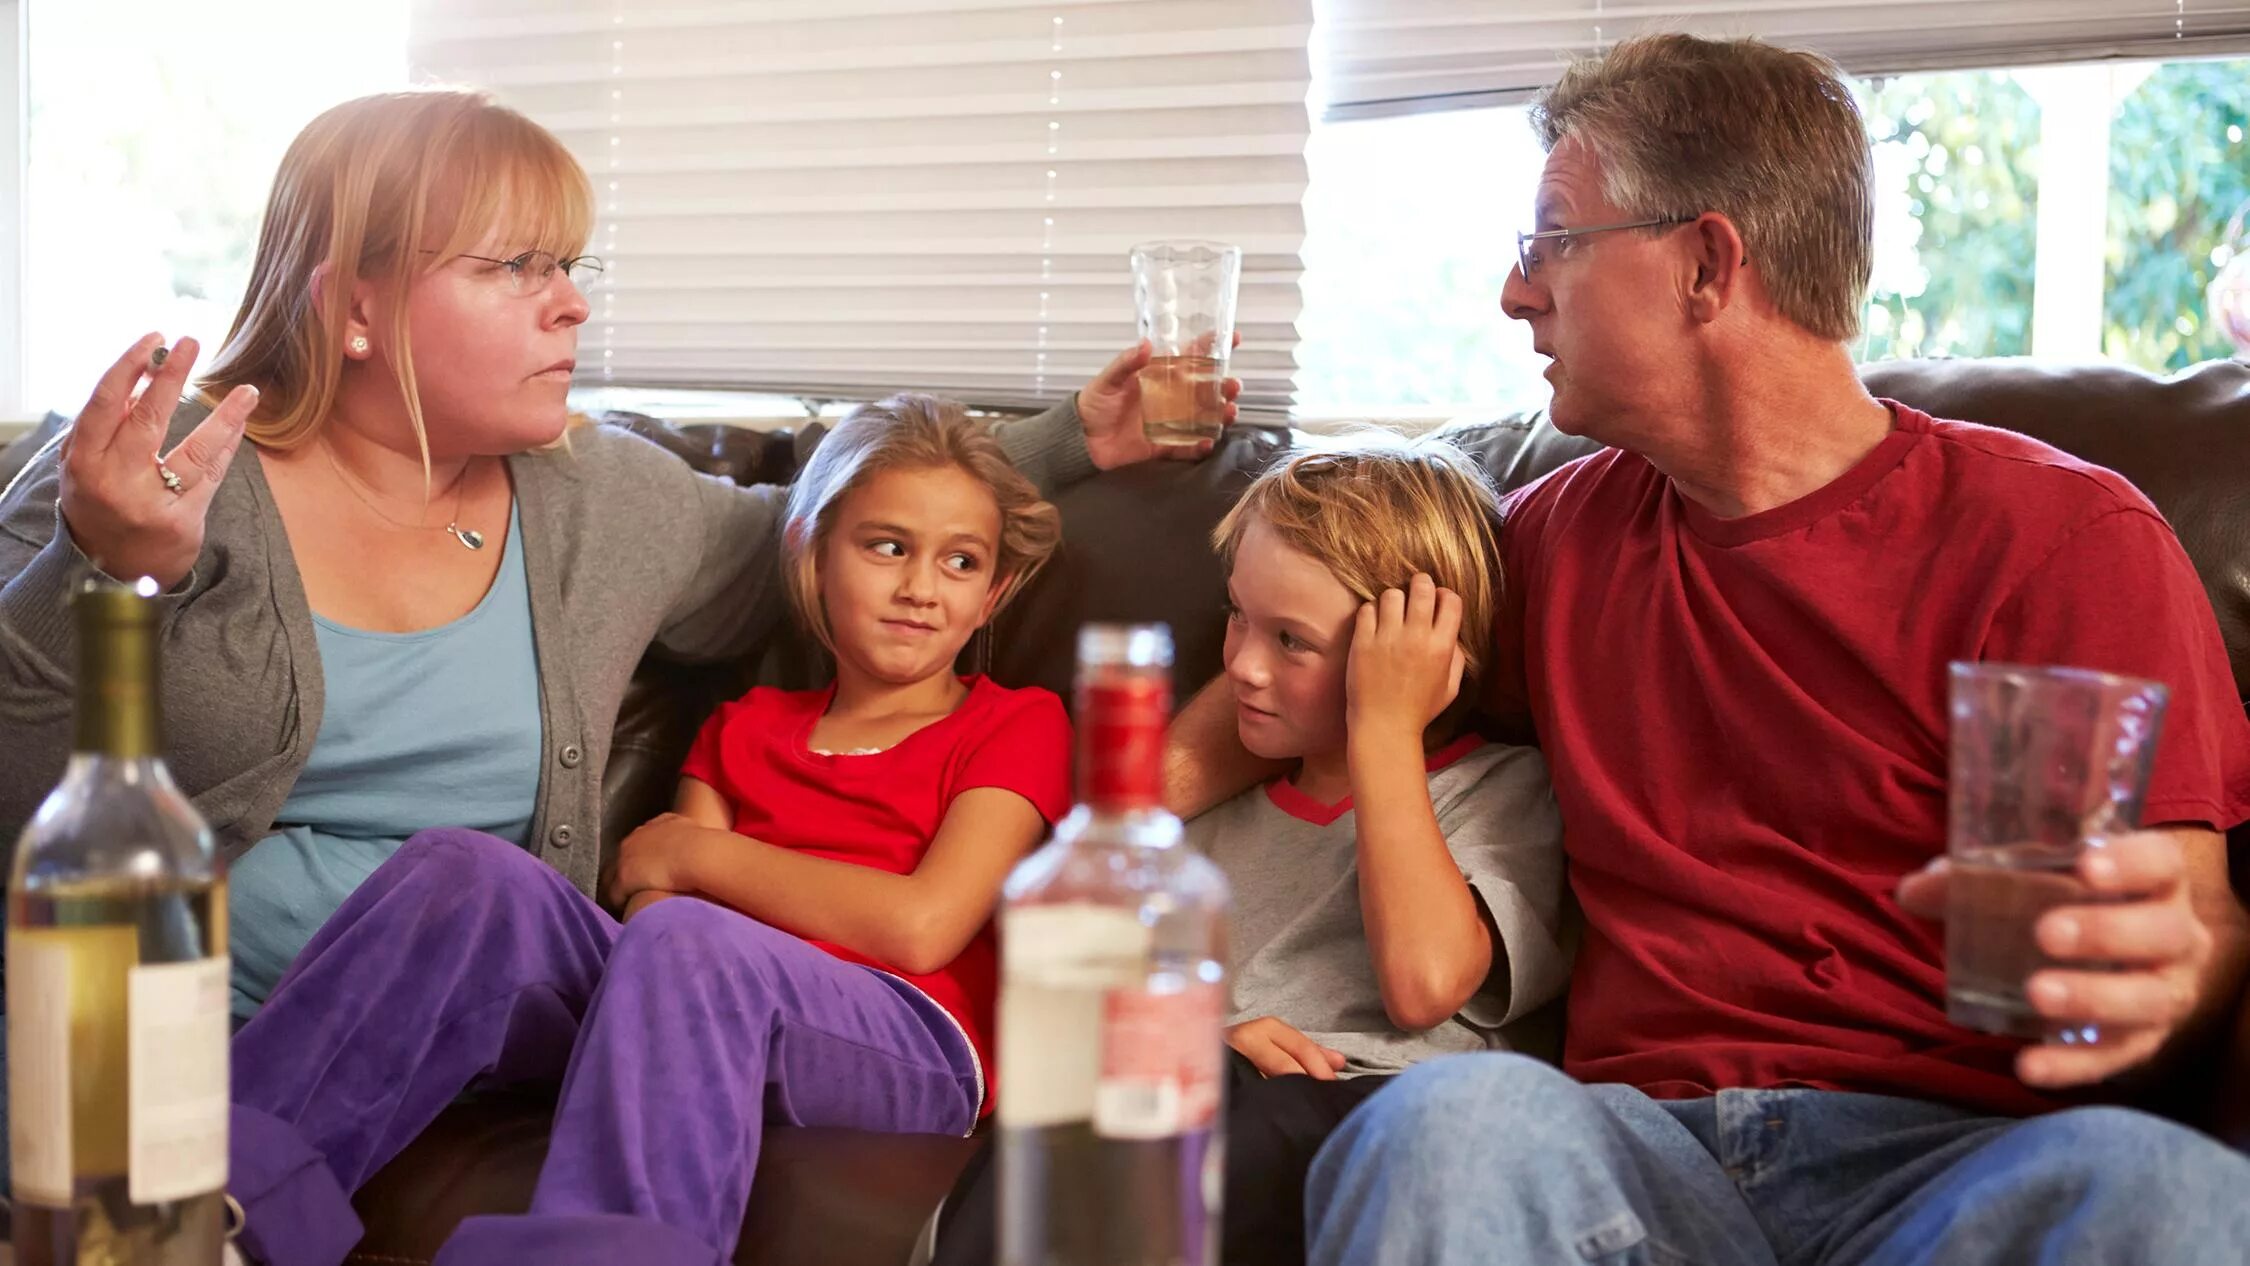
{"left": 157, "top": 461, "right": 184, "bottom": 495}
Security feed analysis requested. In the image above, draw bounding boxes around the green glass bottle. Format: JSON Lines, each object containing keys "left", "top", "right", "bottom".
{"left": 8, "top": 579, "right": 229, "bottom": 1265}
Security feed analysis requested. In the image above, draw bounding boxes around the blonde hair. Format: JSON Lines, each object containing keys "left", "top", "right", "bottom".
{"left": 1531, "top": 33, "right": 1874, "bottom": 342}
{"left": 783, "top": 394, "right": 1062, "bottom": 656}
{"left": 1213, "top": 439, "right": 1503, "bottom": 688}
{"left": 199, "top": 89, "right": 593, "bottom": 464}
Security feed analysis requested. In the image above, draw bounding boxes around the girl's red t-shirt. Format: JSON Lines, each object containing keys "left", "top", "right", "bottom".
{"left": 680, "top": 674, "right": 1073, "bottom": 1115}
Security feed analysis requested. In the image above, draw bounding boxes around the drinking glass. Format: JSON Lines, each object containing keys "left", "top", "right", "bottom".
{"left": 1945, "top": 661, "right": 2169, "bottom": 1039}
{"left": 1129, "top": 240, "right": 1240, "bottom": 446}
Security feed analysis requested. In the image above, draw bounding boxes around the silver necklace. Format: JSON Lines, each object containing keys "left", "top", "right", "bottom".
{"left": 320, "top": 444, "right": 487, "bottom": 551}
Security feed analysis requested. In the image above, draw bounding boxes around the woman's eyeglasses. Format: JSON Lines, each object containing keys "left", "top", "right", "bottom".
{"left": 425, "top": 249, "right": 607, "bottom": 296}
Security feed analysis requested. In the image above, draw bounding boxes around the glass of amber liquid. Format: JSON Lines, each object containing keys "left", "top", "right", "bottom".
{"left": 1945, "top": 662, "right": 2168, "bottom": 1040}
{"left": 1130, "top": 240, "right": 1240, "bottom": 447}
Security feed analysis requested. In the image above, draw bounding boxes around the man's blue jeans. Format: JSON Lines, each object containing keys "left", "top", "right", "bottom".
{"left": 1306, "top": 1053, "right": 2250, "bottom": 1265}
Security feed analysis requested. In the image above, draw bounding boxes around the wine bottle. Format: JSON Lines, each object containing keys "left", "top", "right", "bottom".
{"left": 997, "top": 624, "right": 1232, "bottom": 1265}
{"left": 8, "top": 578, "right": 230, "bottom": 1265}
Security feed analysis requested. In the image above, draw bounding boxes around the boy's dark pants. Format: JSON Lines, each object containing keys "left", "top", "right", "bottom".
{"left": 932, "top": 1051, "right": 1392, "bottom": 1266}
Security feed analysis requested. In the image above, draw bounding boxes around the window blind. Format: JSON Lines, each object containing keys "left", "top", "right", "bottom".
{"left": 1316, "top": 1, "right": 2250, "bottom": 120}
{"left": 410, "top": 0, "right": 1314, "bottom": 412}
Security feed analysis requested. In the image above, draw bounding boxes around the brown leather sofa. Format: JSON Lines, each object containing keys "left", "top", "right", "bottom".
{"left": 326, "top": 356, "right": 2250, "bottom": 1262}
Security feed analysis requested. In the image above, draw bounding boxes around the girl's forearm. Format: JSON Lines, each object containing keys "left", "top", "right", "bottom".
{"left": 682, "top": 827, "right": 955, "bottom": 973}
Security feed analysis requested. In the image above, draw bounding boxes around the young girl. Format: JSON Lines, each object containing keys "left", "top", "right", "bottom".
{"left": 599, "top": 391, "right": 1072, "bottom": 1127}
{"left": 447, "top": 391, "right": 1071, "bottom": 1259}
{"left": 225, "top": 395, "right": 1070, "bottom": 1266}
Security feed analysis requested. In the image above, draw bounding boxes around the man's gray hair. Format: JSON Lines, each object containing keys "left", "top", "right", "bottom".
{"left": 1531, "top": 33, "right": 1875, "bottom": 342}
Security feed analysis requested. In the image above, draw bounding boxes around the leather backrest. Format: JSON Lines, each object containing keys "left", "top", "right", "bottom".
{"left": 593, "top": 417, "right": 797, "bottom": 871}
{"left": 0, "top": 413, "right": 68, "bottom": 497}
{"left": 596, "top": 359, "right": 2250, "bottom": 888}
{"left": 987, "top": 425, "right": 1293, "bottom": 704}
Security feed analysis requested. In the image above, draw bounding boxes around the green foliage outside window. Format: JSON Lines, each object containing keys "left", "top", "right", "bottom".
{"left": 1857, "top": 73, "right": 2041, "bottom": 362}
{"left": 2105, "top": 60, "right": 2250, "bottom": 370}
{"left": 1854, "top": 60, "right": 2250, "bottom": 371}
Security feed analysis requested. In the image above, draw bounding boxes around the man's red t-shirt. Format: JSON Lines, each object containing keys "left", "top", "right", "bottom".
{"left": 1493, "top": 402, "right": 2250, "bottom": 1118}
{"left": 679, "top": 675, "right": 1073, "bottom": 1116}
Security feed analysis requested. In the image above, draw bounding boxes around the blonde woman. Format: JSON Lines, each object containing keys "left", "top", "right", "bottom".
{"left": 0, "top": 90, "right": 1232, "bottom": 1266}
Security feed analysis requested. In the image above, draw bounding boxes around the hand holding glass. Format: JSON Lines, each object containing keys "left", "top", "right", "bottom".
{"left": 1130, "top": 241, "right": 1240, "bottom": 447}
{"left": 1944, "top": 662, "right": 2169, "bottom": 1040}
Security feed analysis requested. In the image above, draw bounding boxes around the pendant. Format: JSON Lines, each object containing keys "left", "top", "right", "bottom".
{"left": 447, "top": 522, "right": 486, "bottom": 551}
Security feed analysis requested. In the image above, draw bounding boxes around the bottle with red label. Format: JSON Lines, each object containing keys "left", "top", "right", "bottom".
{"left": 997, "top": 623, "right": 1231, "bottom": 1266}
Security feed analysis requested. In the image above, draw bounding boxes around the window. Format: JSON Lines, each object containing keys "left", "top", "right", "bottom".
{"left": 1293, "top": 106, "right": 1542, "bottom": 419}
{"left": 1297, "top": 56, "right": 2250, "bottom": 415}
{"left": 18, "top": 0, "right": 406, "bottom": 417}
{"left": 2106, "top": 59, "right": 2250, "bottom": 368}
{"left": 1864, "top": 58, "right": 2250, "bottom": 370}
{"left": 11, "top": 6, "right": 2250, "bottom": 425}
{"left": 1859, "top": 71, "right": 2043, "bottom": 362}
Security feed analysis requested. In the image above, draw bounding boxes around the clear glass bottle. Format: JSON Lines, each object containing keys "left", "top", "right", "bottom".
{"left": 8, "top": 579, "right": 230, "bottom": 1266}
{"left": 998, "top": 624, "right": 1232, "bottom": 1266}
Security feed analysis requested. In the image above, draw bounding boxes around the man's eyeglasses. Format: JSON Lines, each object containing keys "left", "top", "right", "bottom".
{"left": 425, "top": 249, "right": 607, "bottom": 296}
{"left": 1515, "top": 216, "right": 1698, "bottom": 279}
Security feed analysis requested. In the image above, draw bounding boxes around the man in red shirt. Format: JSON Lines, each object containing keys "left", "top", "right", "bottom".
{"left": 1170, "top": 32, "right": 2250, "bottom": 1266}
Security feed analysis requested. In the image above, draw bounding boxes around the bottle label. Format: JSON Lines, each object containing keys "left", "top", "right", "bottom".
{"left": 1094, "top": 980, "right": 1224, "bottom": 1140}
{"left": 997, "top": 905, "right": 1153, "bottom": 1128}
{"left": 128, "top": 956, "right": 229, "bottom": 1202}
{"left": 7, "top": 932, "right": 77, "bottom": 1204}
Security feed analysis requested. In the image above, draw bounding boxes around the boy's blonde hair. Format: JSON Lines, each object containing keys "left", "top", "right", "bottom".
{"left": 200, "top": 89, "right": 594, "bottom": 466}
{"left": 783, "top": 394, "right": 1062, "bottom": 656}
{"left": 1213, "top": 440, "right": 1503, "bottom": 686}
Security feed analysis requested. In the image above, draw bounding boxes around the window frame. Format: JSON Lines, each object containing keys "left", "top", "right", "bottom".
{"left": 2021, "top": 62, "right": 2122, "bottom": 361}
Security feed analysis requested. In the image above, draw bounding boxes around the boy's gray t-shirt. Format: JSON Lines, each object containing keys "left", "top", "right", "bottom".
{"left": 1193, "top": 738, "right": 1569, "bottom": 1077}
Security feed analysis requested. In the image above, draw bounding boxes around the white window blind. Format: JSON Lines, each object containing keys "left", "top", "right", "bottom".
{"left": 1316, "top": 1, "right": 2250, "bottom": 120}
{"left": 410, "top": 0, "right": 1313, "bottom": 412}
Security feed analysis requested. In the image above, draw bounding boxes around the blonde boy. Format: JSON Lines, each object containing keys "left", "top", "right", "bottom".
{"left": 1193, "top": 440, "right": 1569, "bottom": 1263}
{"left": 1208, "top": 441, "right": 1569, "bottom": 1087}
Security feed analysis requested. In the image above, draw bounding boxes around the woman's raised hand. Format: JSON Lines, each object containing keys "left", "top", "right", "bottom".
{"left": 56, "top": 334, "right": 260, "bottom": 589}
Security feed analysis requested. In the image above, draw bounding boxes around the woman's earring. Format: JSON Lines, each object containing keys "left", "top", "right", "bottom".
{"left": 349, "top": 336, "right": 370, "bottom": 356}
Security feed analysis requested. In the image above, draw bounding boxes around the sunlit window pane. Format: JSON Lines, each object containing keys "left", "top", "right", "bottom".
{"left": 23, "top": 0, "right": 405, "bottom": 414}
